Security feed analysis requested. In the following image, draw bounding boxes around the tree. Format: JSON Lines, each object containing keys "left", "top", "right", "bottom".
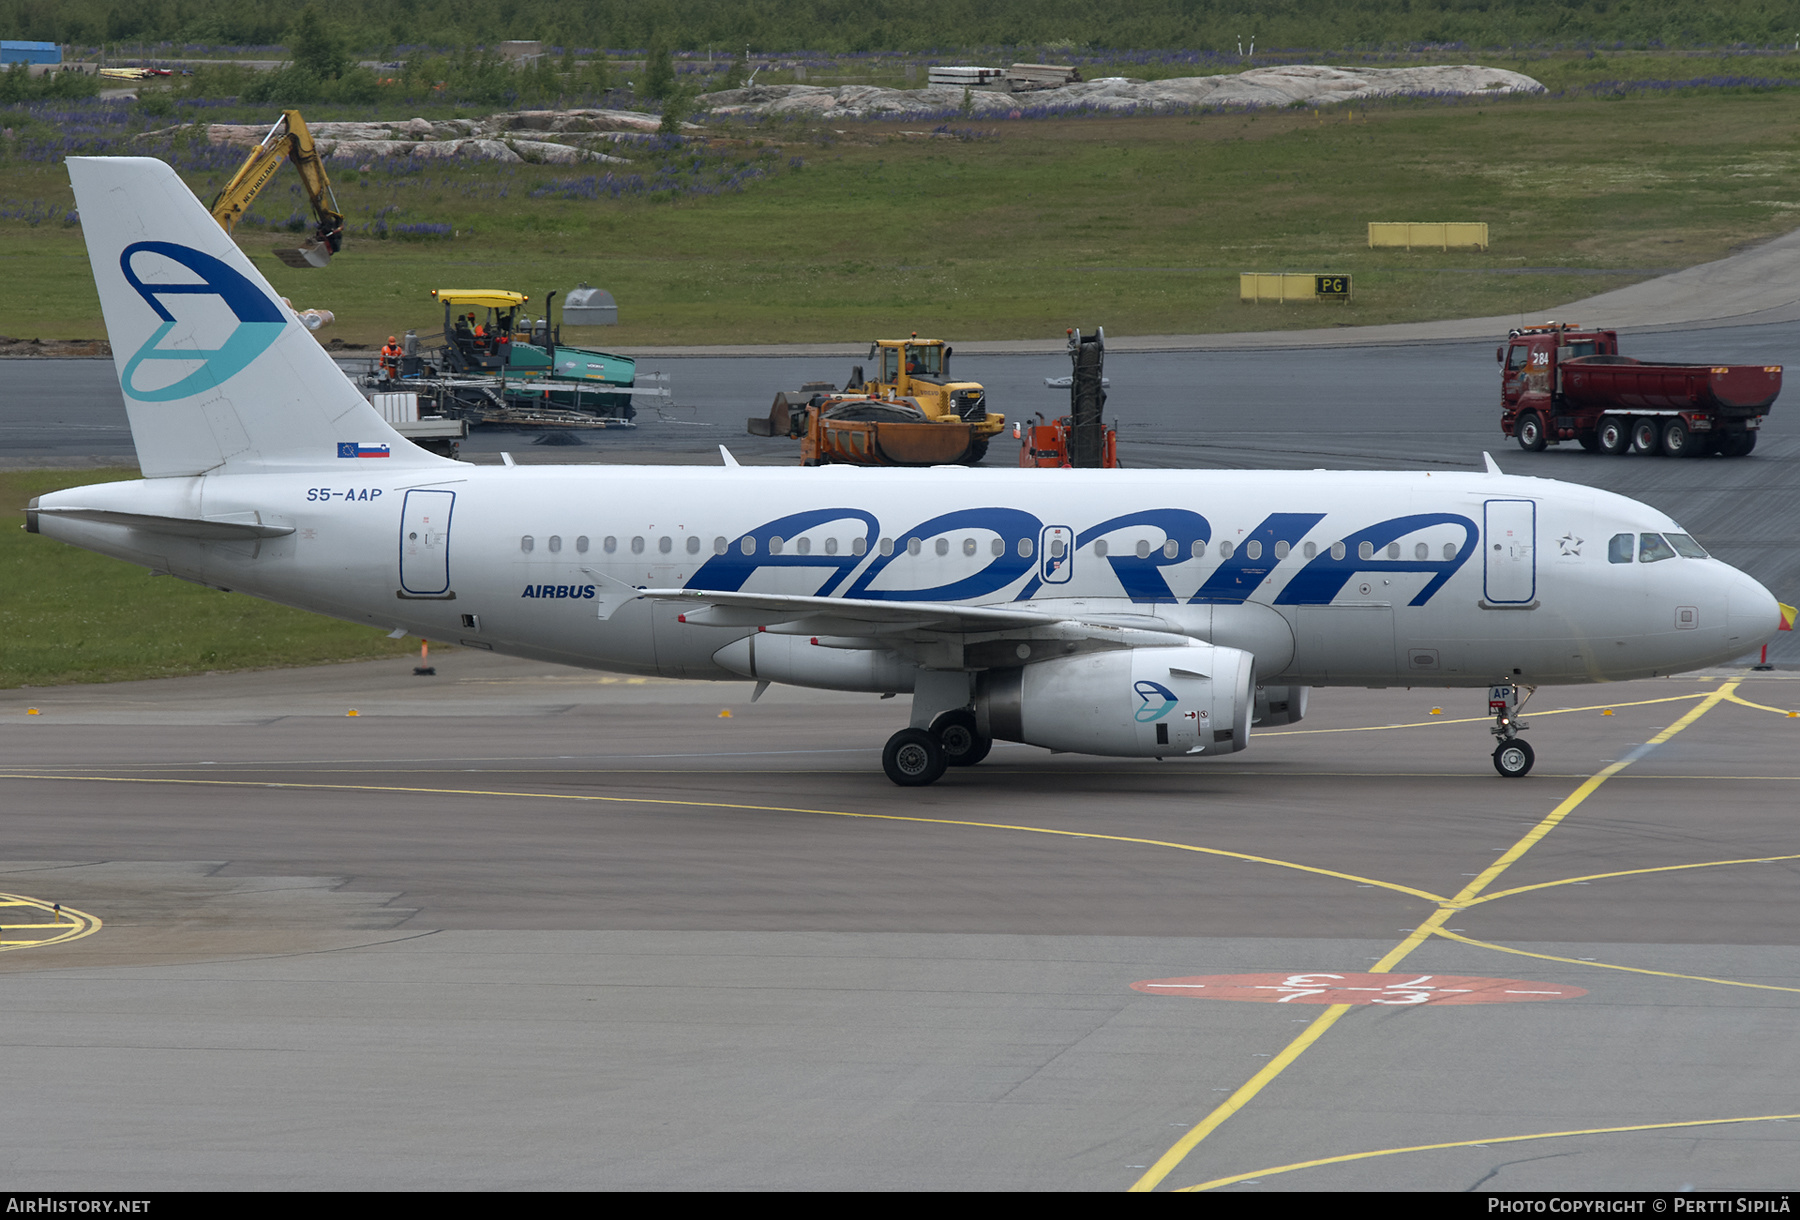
{"left": 642, "top": 33, "right": 675, "bottom": 101}
{"left": 659, "top": 83, "right": 699, "bottom": 133}
{"left": 290, "top": 6, "right": 347, "bottom": 81}
{"left": 581, "top": 56, "right": 611, "bottom": 95}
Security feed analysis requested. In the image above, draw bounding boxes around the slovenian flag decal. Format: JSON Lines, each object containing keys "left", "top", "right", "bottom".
{"left": 338, "top": 442, "right": 391, "bottom": 458}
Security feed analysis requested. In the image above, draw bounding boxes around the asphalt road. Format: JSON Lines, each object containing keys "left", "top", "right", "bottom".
{"left": 3, "top": 657, "right": 1797, "bottom": 1190}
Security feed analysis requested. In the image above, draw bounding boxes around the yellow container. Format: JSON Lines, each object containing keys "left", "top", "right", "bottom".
{"left": 1239, "top": 273, "right": 1351, "bottom": 303}
{"left": 1368, "top": 222, "right": 1488, "bottom": 250}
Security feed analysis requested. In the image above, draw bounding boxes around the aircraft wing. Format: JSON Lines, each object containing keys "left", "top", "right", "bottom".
{"left": 619, "top": 586, "right": 1196, "bottom": 655}
{"left": 633, "top": 587, "right": 1059, "bottom": 632}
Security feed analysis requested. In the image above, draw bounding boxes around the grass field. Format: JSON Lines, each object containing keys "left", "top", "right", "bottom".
{"left": 5, "top": 80, "right": 1800, "bottom": 347}
{"left": 1, "top": 469, "right": 421, "bottom": 689}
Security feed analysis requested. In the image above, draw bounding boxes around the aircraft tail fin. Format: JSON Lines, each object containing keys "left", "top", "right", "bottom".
{"left": 67, "top": 156, "right": 445, "bottom": 477}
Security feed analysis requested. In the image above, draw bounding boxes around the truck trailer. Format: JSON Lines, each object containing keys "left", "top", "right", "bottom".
{"left": 1500, "top": 322, "right": 1778, "bottom": 457}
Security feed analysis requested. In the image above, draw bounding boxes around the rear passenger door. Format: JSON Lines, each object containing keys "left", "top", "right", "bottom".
{"left": 400, "top": 489, "right": 455, "bottom": 597}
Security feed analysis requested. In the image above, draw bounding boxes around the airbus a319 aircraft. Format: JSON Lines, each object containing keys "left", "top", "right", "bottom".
{"left": 27, "top": 158, "right": 1785, "bottom": 784}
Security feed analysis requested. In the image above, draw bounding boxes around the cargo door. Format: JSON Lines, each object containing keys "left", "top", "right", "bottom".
{"left": 1293, "top": 604, "right": 1396, "bottom": 683}
{"left": 400, "top": 489, "right": 455, "bottom": 596}
{"left": 1483, "top": 499, "right": 1536, "bottom": 604}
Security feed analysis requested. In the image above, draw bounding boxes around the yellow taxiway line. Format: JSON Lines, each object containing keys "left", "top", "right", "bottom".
{"left": 1180, "top": 1112, "right": 1800, "bottom": 1192}
{"left": 0, "top": 893, "right": 102, "bottom": 953}
{"left": 1129, "top": 678, "right": 1740, "bottom": 1192}
{"left": 0, "top": 676, "right": 1777, "bottom": 1191}
{"left": 1430, "top": 928, "right": 1800, "bottom": 996}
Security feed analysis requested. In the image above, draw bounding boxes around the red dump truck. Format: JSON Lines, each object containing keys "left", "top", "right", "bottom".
{"left": 1500, "top": 322, "right": 1779, "bottom": 457}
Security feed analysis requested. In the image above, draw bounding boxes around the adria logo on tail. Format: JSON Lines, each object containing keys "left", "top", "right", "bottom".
{"left": 117, "top": 241, "right": 287, "bottom": 403}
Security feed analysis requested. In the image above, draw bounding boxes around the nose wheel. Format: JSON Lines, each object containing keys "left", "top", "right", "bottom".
{"left": 1493, "top": 738, "right": 1535, "bottom": 778}
{"left": 1488, "top": 681, "right": 1535, "bottom": 778}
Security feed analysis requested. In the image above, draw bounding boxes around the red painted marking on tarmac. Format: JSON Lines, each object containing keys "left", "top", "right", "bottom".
{"left": 1130, "top": 972, "right": 1587, "bottom": 1006}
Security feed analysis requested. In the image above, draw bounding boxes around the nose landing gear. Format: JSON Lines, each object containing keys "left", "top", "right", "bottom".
{"left": 1489, "top": 681, "right": 1535, "bottom": 777}
{"left": 1493, "top": 738, "right": 1535, "bottom": 778}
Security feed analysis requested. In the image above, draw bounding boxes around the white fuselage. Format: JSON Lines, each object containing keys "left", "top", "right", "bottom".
{"left": 34, "top": 463, "right": 1777, "bottom": 691}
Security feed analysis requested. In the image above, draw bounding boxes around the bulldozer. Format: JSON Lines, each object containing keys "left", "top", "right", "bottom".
{"left": 747, "top": 334, "right": 1006, "bottom": 466}
{"left": 858, "top": 335, "right": 1005, "bottom": 462}
{"left": 208, "top": 110, "right": 346, "bottom": 269}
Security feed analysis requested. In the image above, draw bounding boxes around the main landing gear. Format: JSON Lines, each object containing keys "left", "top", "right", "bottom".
{"left": 1489, "top": 681, "right": 1536, "bottom": 778}
{"left": 931, "top": 708, "right": 993, "bottom": 767}
{"left": 883, "top": 728, "right": 946, "bottom": 786}
{"left": 881, "top": 706, "right": 995, "bottom": 786}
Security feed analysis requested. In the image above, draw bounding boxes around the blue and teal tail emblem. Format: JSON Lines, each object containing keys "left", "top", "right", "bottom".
{"left": 118, "top": 241, "right": 287, "bottom": 402}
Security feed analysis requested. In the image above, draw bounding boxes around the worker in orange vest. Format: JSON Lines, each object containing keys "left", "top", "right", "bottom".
{"left": 380, "top": 335, "right": 403, "bottom": 380}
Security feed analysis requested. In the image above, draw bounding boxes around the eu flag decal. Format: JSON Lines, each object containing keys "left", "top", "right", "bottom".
{"left": 338, "top": 442, "right": 391, "bottom": 458}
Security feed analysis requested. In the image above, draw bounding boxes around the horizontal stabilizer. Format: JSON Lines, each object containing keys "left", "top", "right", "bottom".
{"left": 28, "top": 505, "right": 294, "bottom": 539}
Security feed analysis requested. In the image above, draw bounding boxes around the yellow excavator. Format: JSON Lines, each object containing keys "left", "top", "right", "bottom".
{"left": 208, "top": 110, "right": 346, "bottom": 268}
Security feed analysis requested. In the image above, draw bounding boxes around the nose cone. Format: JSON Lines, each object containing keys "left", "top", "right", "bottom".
{"left": 1726, "top": 567, "right": 1782, "bottom": 651}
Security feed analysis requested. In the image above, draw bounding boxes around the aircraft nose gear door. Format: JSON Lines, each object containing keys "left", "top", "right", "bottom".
{"left": 399, "top": 489, "right": 455, "bottom": 598}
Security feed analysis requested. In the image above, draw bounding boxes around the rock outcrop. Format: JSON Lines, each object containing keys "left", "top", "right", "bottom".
{"left": 187, "top": 108, "right": 682, "bottom": 165}
{"left": 699, "top": 64, "right": 1545, "bottom": 121}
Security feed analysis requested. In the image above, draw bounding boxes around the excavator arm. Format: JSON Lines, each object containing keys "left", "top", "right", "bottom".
{"left": 209, "top": 110, "right": 346, "bottom": 268}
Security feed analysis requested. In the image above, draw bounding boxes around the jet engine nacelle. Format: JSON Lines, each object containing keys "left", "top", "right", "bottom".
{"left": 712, "top": 634, "right": 915, "bottom": 693}
{"left": 1254, "top": 684, "right": 1309, "bottom": 727}
{"left": 976, "top": 644, "right": 1255, "bottom": 758}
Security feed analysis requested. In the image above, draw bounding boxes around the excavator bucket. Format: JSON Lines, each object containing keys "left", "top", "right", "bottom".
{"left": 272, "top": 240, "right": 333, "bottom": 269}
{"left": 747, "top": 391, "right": 800, "bottom": 438}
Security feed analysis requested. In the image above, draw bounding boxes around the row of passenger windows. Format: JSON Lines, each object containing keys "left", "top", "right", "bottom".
{"left": 517, "top": 534, "right": 1462, "bottom": 562}
{"left": 1608, "top": 532, "right": 1708, "bottom": 564}
{"left": 519, "top": 533, "right": 706, "bottom": 556}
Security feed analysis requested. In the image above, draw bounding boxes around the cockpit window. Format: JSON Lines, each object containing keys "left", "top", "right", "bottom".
{"left": 1638, "top": 533, "right": 1677, "bottom": 563}
{"left": 1608, "top": 533, "right": 1634, "bottom": 564}
{"left": 1665, "top": 533, "right": 1709, "bottom": 559}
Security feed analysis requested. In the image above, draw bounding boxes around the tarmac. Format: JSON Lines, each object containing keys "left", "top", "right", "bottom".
{"left": 4, "top": 657, "right": 1799, "bottom": 1190}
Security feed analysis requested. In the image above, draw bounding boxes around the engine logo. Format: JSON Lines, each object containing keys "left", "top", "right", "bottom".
{"left": 1133, "top": 679, "right": 1180, "bottom": 722}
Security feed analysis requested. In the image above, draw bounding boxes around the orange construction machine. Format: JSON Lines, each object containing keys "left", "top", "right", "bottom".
{"left": 747, "top": 334, "right": 1005, "bottom": 467}
{"left": 1016, "top": 327, "right": 1119, "bottom": 468}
